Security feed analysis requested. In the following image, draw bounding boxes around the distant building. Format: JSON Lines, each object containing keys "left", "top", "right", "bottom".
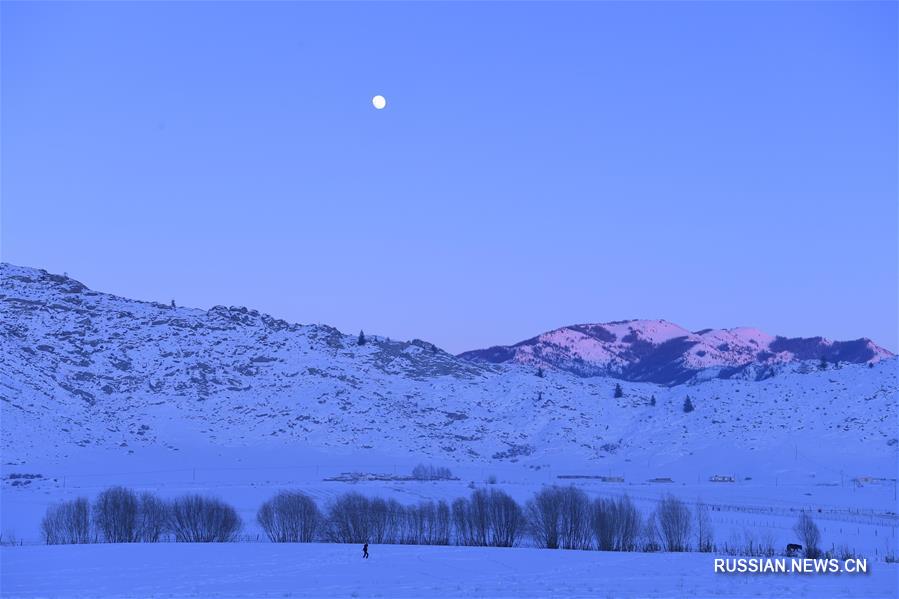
{"left": 709, "top": 474, "right": 736, "bottom": 483}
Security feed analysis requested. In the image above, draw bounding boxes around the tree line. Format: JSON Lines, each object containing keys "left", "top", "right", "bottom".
{"left": 39, "top": 485, "right": 823, "bottom": 558}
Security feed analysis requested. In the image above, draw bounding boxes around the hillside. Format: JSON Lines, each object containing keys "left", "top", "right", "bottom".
{"left": 458, "top": 320, "right": 892, "bottom": 385}
{"left": 1, "top": 263, "right": 896, "bottom": 470}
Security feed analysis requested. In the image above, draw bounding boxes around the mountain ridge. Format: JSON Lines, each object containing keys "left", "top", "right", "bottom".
{"left": 458, "top": 319, "right": 892, "bottom": 385}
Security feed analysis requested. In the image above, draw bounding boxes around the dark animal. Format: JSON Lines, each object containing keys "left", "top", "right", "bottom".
{"left": 786, "top": 543, "right": 802, "bottom": 556}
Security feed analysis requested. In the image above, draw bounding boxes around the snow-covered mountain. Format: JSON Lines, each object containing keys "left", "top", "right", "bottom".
{"left": 2, "top": 263, "right": 896, "bottom": 468}
{"left": 458, "top": 320, "right": 892, "bottom": 385}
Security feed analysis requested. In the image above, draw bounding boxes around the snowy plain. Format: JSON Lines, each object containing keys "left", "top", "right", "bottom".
{"left": 3, "top": 543, "right": 898, "bottom": 599}
{"left": 2, "top": 265, "right": 898, "bottom": 597}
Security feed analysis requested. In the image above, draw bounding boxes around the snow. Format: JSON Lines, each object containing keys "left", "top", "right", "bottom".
{"left": 4, "top": 263, "right": 895, "bottom": 469}
{"left": 460, "top": 316, "right": 894, "bottom": 381}
{"left": 2, "top": 263, "right": 898, "bottom": 597}
{"left": 3, "top": 543, "right": 897, "bottom": 598}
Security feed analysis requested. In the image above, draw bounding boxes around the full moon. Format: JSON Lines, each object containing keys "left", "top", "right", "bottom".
{"left": 372, "top": 95, "right": 387, "bottom": 110}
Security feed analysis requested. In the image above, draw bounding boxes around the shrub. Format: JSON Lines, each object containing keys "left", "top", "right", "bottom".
{"left": 41, "top": 498, "right": 91, "bottom": 545}
{"left": 168, "top": 495, "right": 242, "bottom": 542}
{"left": 94, "top": 486, "right": 139, "bottom": 543}
{"left": 835, "top": 544, "right": 861, "bottom": 561}
{"left": 656, "top": 494, "right": 691, "bottom": 552}
{"left": 258, "top": 491, "right": 321, "bottom": 543}
{"left": 793, "top": 513, "right": 821, "bottom": 558}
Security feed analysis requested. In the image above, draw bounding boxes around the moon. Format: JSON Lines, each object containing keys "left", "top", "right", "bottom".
{"left": 372, "top": 95, "right": 387, "bottom": 110}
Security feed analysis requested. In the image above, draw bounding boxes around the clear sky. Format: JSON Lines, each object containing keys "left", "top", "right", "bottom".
{"left": 2, "top": 1, "right": 896, "bottom": 353}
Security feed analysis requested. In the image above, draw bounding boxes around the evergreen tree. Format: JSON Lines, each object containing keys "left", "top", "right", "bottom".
{"left": 650, "top": 394, "right": 656, "bottom": 407}
{"left": 357, "top": 330, "right": 366, "bottom": 346}
{"left": 683, "top": 396, "right": 694, "bottom": 413}
{"left": 614, "top": 383, "right": 623, "bottom": 398}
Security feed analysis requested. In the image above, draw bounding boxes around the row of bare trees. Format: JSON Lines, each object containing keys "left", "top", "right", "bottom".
{"left": 41, "top": 487, "right": 241, "bottom": 544}
{"left": 41, "top": 486, "right": 693, "bottom": 550}
{"left": 526, "top": 488, "right": 699, "bottom": 552}
{"left": 40, "top": 485, "right": 822, "bottom": 557}
{"left": 257, "top": 490, "right": 519, "bottom": 547}
{"left": 259, "top": 488, "right": 702, "bottom": 552}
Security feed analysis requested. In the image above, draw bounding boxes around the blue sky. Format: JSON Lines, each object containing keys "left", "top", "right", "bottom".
{"left": 2, "top": 1, "right": 896, "bottom": 353}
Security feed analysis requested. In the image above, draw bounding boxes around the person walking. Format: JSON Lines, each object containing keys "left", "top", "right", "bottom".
{"left": 362, "top": 542, "right": 369, "bottom": 559}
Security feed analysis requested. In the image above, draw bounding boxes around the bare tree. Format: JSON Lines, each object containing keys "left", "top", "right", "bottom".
{"left": 640, "top": 512, "right": 661, "bottom": 552}
{"left": 404, "top": 501, "right": 427, "bottom": 545}
{"left": 591, "top": 497, "right": 616, "bottom": 551}
{"left": 168, "top": 495, "right": 242, "bottom": 542}
{"left": 695, "top": 500, "right": 714, "bottom": 552}
{"left": 326, "top": 493, "right": 371, "bottom": 543}
{"left": 257, "top": 491, "right": 321, "bottom": 543}
{"left": 463, "top": 489, "right": 491, "bottom": 546}
{"left": 434, "top": 500, "right": 451, "bottom": 545}
{"left": 411, "top": 464, "right": 454, "bottom": 481}
{"left": 613, "top": 495, "right": 641, "bottom": 551}
{"left": 384, "top": 498, "right": 406, "bottom": 544}
{"left": 656, "top": 494, "right": 691, "bottom": 552}
{"left": 136, "top": 492, "right": 168, "bottom": 542}
{"left": 41, "top": 498, "right": 91, "bottom": 545}
{"left": 486, "top": 489, "right": 524, "bottom": 547}
{"left": 526, "top": 487, "right": 563, "bottom": 549}
{"left": 558, "top": 487, "right": 592, "bottom": 550}
{"left": 793, "top": 513, "right": 821, "bottom": 558}
{"left": 593, "top": 496, "right": 642, "bottom": 551}
{"left": 452, "top": 497, "right": 476, "bottom": 546}
{"left": 94, "top": 486, "right": 139, "bottom": 543}
{"left": 368, "top": 497, "right": 398, "bottom": 544}
{"left": 452, "top": 489, "right": 522, "bottom": 547}
{"left": 407, "top": 499, "right": 450, "bottom": 545}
